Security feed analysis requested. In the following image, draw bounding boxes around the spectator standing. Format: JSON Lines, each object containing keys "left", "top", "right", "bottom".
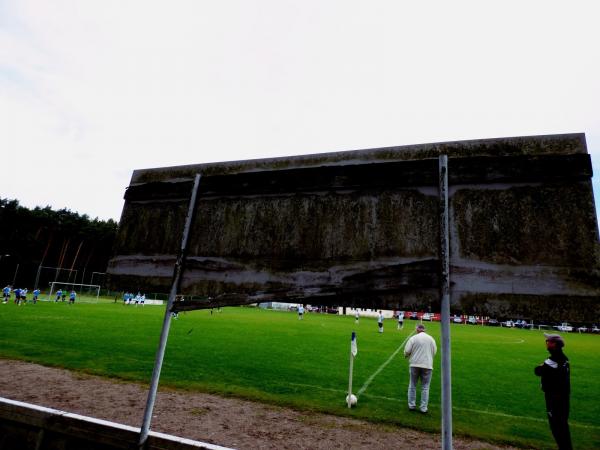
{"left": 404, "top": 323, "right": 437, "bottom": 413}
{"left": 535, "top": 333, "right": 572, "bottom": 450}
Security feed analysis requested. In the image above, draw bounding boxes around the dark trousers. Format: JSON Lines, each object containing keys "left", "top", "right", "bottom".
{"left": 545, "top": 393, "right": 572, "bottom": 450}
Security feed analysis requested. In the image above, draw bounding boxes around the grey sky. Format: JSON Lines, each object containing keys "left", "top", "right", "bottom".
{"left": 1, "top": 1, "right": 599, "bottom": 228}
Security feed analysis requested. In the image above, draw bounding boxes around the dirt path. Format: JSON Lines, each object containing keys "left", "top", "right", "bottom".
{"left": 0, "top": 359, "right": 519, "bottom": 449}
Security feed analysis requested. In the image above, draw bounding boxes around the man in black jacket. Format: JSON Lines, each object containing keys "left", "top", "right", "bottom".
{"left": 535, "top": 333, "right": 572, "bottom": 450}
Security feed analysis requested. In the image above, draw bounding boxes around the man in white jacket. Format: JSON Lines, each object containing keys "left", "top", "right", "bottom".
{"left": 404, "top": 323, "right": 437, "bottom": 413}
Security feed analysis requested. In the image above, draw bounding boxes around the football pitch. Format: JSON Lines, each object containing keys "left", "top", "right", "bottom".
{"left": 0, "top": 301, "right": 599, "bottom": 449}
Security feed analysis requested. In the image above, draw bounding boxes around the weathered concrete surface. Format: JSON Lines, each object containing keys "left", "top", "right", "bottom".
{"left": 0, "top": 397, "right": 231, "bottom": 450}
{"left": 107, "top": 133, "right": 600, "bottom": 321}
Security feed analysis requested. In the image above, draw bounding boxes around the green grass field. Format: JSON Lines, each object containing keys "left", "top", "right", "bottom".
{"left": 0, "top": 301, "right": 599, "bottom": 449}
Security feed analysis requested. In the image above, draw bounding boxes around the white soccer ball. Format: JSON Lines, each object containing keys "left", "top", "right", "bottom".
{"left": 346, "top": 394, "right": 358, "bottom": 407}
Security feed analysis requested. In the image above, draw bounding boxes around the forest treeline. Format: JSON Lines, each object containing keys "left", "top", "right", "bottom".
{"left": 0, "top": 198, "right": 117, "bottom": 290}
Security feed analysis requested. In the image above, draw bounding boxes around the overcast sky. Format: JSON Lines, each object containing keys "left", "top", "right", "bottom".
{"left": 1, "top": 1, "right": 599, "bottom": 228}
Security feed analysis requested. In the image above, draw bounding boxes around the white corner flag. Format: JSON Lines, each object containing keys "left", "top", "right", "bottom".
{"left": 347, "top": 331, "right": 358, "bottom": 408}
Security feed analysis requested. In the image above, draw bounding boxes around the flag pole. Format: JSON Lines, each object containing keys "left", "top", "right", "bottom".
{"left": 347, "top": 331, "right": 357, "bottom": 408}
{"left": 347, "top": 354, "right": 354, "bottom": 408}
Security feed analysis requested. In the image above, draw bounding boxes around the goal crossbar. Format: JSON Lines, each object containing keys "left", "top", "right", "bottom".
{"left": 48, "top": 282, "right": 101, "bottom": 302}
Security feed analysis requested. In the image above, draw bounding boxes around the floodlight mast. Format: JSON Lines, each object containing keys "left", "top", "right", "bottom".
{"left": 138, "top": 173, "right": 201, "bottom": 449}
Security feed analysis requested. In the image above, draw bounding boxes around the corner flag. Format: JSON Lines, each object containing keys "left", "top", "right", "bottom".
{"left": 347, "top": 331, "right": 358, "bottom": 408}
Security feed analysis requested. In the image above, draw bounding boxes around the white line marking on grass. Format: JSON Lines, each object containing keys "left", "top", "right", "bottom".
{"left": 287, "top": 382, "right": 345, "bottom": 394}
{"left": 286, "top": 384, "right": 600, "bottom": 431}
{"left": 292, "top": 383, "right": 600, "bottom": 430}
{"left": 356, "top": 331, "right": 415, "bottom": 398}
{"left": 450, "top": 406, "right": 599, "bottom": 430}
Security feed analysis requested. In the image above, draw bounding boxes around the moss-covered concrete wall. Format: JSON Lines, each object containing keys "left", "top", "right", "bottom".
{"left": 107, "top": 133, "right": 600, "bottom": 321}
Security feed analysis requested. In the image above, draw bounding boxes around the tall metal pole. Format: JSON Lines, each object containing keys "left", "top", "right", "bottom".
{"left": 439, "top": 155, "right": 452, "bottom": 450}
{"left": 34, "top": 264, "right": 42, "bottom": 290}
{"left": 90, "top": 272, "right": 105, "bottom": 286}
{"left": 138, "top": 174, "right": 202, "bottom": 449}
{"left": 12, "top": 263, "right": 19, "bottom": 286}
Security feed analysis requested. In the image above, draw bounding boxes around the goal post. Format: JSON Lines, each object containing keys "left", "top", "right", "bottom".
{"left": 47, "top": 282, "right": 101, "bottom": 303}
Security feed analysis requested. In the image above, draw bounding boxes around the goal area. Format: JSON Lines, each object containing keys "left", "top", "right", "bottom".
{"left": 47, "top": 282, "right": 101, "bottom": 303}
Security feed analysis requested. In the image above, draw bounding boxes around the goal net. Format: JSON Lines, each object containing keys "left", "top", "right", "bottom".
{"left": 47, "top": 282, "right": 101, "bottom": 303}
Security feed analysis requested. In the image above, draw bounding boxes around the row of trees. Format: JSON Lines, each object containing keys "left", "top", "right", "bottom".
{"left": 0, "top": 198, "right": 118, "bottom": 290}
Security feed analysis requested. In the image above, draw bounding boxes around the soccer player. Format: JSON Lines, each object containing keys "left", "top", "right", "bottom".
{"left": 14, "top": 287, "right": 21, "bottom": 304}
{"left": 355, "top": 310, "right": 360, "bottom": 324}
{"left": 140, "top": 293, "right": 145, "bottom": 306}
{"left": 377, "top": 311, "right": 384, "bottom": 333}
{"left": 33, "top": 288, "right": 40, "bottom": 304}
{"left": 69, "top": 290, "right": 76, "bottom": 304}
{"left": 55, "top": 289, "right": 62, "bottom": 302}
{"left": 397, "top": 311, "right": 404, "bottom": 330}
{"left": 298, "top": 304, "right": 304, "bottom": 320}
{"left": 2, "top": 285, "right": 10, "bottom": 304}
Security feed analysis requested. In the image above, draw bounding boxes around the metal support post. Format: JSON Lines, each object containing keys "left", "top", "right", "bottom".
{"left": 439, "top": 155, "right": 452, "bottom": 450}
{"left": 90, "top": 272, "right": 105, "bottom": 287}
{"left": 12, "top": 263, "right": 19, "bottom": 286}
{"left": 138, "top": 173, "right": 202, "bottom": 449}
{"left": 34, "top": 264, "right": 42, "bottom": 290}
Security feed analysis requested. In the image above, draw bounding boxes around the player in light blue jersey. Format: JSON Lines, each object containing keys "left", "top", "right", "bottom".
{"left": 2, "top": 286, "right": 10, "bottom": 303}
